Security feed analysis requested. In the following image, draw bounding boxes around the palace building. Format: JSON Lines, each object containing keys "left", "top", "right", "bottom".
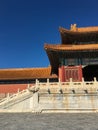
{"left": 0, "top": 24, "right": 98, "bottom": 96}
{"left": 45, "top": 24, "right": 98, "bottom": 82}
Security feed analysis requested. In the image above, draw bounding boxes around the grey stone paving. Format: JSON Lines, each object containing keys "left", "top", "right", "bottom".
{"left": 0, "top": 113, "right": 98, "bottom": 130}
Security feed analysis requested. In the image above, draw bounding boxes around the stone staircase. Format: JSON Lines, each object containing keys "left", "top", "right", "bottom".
{"left": 0, "top": 78, "right": 98, "bottom": 113}
{"left": 0, "top": 84, "right": 36, "bottom": 111}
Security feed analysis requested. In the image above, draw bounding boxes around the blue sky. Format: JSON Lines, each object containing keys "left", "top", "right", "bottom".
{"left": 0, "top": 0, "right": 98, "bottom": 68}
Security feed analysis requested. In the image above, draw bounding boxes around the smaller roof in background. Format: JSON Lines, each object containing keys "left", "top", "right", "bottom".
{"left": 0, "top": 66, "right": 57, "bottom": 80}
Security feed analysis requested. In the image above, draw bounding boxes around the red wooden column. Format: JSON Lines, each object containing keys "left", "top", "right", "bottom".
{"left": 58, "top": 66, "right": 62, "bottom": 81}
{"left": 78, "top": 65, "right": 83, "bottom": 81}
{"left": 58, "top": 66, "right": 65, "bottom": 82}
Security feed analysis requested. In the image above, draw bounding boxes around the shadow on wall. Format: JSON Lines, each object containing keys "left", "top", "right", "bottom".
{"left": 83, "top": 65, "right": 98, "bottom": 81}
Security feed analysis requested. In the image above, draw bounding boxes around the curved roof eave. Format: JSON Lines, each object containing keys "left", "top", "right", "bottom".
{"left": 59, "top": 27, "right": 98, "bottom": 44}
{"left": 44, "top": 43, "right": 98, "bottom": 51}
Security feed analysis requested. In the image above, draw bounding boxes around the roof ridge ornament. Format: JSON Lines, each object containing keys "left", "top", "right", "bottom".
{"left": 70, "top": 24, "right": 77, "bottom": 31}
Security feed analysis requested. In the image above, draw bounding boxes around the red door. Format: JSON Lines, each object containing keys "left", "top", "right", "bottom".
{"left": 59, "top": 65, "right": 82, "bottom": 82}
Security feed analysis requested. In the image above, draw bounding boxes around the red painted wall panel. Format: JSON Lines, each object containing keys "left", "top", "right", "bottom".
{"left": 59, "top": 65, "right": 83, "bottom": 82}
{"left": 0, "top": 84, "right": 33, "bottom": 93}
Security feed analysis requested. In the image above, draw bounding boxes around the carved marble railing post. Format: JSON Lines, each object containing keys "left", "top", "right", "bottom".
{"left": 47, "top": 79, "right": 49, "bottom": 88}
{"left": 47, "top": 79, "right": 50, "bottom": 94}
{"left": 69, "top": 78, "right": 73, "bottom": 88}
{"left": 58, "top": 78, "right": 62, "bottom": 93}
{"left": 94, "top": 77, "right": 97, "bottom": 87}
{"left": 35, "top": 79, "right": 39, "bottom": 89}
{"left": 27, "top": 84, "right": 30, "bottom": 89}
{"left": 82, "top": 77, "right": 85, "bottom": 88}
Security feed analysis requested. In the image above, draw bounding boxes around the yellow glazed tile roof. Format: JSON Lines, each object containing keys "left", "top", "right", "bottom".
{"left": 44, "top": 44, "right": 98, "bottom": 51}
{"left": 0, "top": 66, "right": 57, "bottom": 80}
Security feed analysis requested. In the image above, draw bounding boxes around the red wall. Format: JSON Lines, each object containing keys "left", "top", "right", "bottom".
{"left": 0, "top": 84, "right": 33, "bottom": 93}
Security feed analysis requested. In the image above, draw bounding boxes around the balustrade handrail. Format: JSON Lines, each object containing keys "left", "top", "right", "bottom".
{"left": 0, "top": 85, "right": 30, "bottom": 104}
{"left": 36, "top": 80, "right": 98, "bottom": 87}
{"left": 0, "top": 79, "right": 98, "bottom": 105}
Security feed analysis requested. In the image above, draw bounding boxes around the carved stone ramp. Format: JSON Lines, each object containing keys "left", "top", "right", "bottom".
{"left": 0, "top": 85, "right": 36, "bottom": 112}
